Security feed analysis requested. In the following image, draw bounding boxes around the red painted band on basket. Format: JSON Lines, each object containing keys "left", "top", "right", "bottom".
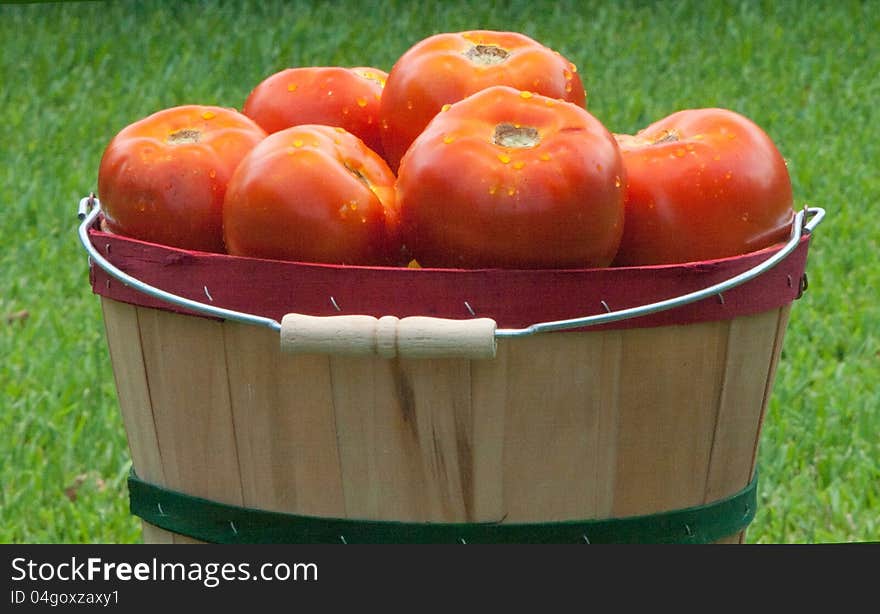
{"left": 87, "top": 221, "right": 811, "bottom": 331}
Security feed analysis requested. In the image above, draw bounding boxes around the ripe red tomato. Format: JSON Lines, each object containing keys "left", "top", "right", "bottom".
{"left": 223, "top": 124, "right": 400, "bottom": 265}
{"left": 397, "top": 85, "right": 625, "bottom": 269}
{"left": 380, "top": 30, "right": 586, "bottom": 172}
{"left": 613, "top": 108, "right": 795, "bottom": 266}
{"left": 242, "top": 66, "right": 388, "bottom": 160}
{"left": 97, "top": 105, "right": 266, "bottom": 252}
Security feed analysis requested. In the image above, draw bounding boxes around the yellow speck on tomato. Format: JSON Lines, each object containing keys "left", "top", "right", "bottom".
{"left": 293, "top": 139, "right": 304, "bottom": 148}
{"left": 513, "top": 161, "right": 525, "bottom": 170}
{"left": 498, "top": 153, "right": 511, "bottom": 164}
{"left": 201, "top": 110, "right": 216, "bottom": 120}
{"left": 443, "top": 135, "right": 455, "bottom": 144}
{"left": 507, "top": 187, "right": 516, "bottom": 196}
{"left": 519, "top": 91, "right": 533, "bottom": 99}
{"left": 488, "top": 185, "right": 498, "bottom": 195}
{"left": 356, "top": 97, "right": 368, "bottom": 108}
{"left": 441, "top": 103, "right": 451, "bottom": 112}
{"left": 334, "top": 127, "right": 346, "bottom": 133}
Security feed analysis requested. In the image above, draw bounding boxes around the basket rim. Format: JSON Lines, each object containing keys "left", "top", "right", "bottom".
{"left": 84, "top": 213, "right": 813, "bottom": 331}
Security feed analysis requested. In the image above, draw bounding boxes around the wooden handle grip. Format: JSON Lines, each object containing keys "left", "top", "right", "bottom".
{"left": 280, "top": 313, "right": 497, "bottom": 359}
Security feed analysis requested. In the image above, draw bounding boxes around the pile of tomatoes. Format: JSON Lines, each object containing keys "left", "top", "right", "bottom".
{"left": 97, "top": 30, "right": 795, "bottom": 269}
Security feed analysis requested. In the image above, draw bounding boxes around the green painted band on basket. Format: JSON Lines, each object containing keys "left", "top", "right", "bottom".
{"left": 128, "top": 470, "right": 757, "bottom": 544}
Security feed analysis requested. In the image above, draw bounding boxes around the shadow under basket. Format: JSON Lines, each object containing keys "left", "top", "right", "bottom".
{"left": 79, "top": 198, "right": 823, "bottom": 544}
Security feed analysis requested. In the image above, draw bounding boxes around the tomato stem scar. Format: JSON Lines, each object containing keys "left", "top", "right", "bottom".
{"left": 652, "top": 129, "right": 680, "bottom": 144}
{"left": 167, "top": 128, "right": 202, "bottom": 144}
{"left": 463, "top": 44, "right": 510, "bottom": 65}
{"left": 493, "top": 123, "right": 540, "bottom": 148}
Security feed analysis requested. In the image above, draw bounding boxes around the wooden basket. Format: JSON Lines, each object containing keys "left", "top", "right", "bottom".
{"left": 79, "top": 198, "right": 822, "bottom": 544}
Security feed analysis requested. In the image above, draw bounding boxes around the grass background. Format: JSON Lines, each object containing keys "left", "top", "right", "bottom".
{"left": 1, "top": 0, "right": 877, "bottom": 543}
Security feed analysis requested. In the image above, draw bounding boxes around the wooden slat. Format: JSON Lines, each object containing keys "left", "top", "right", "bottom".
{"left": 500, "top": 331, "right": 618, "bottom": 522}
{"left": 611, "top": 320, "right": 730, "bottom": 517}
{"left": 593, "top": 330, "right": 623, "bottom": 520}
{"left": 396, "top": 358, "right": 474, "bottom": 522}
{"left": 330, "top": 356, "right": 429, "bottom": 521}
{"left": 135, "top": 307, "right": 244, "bottom": 508}
{"left": 140, "top": 521, "right": 175, "bottom": 544}
{"left": 222, "top": 322, "right": 346, "bottom": 517}
{"left": 100, "top": 298, "right": 164, "bottom": 486}
{"left": 704, "top": 309, "right": 782, "bottom": 504}
{"left": 469, "top": 342, "right": 509, "bottom": 522}
{"left": 751, "top": 305, "right": 792, "bottom": 477}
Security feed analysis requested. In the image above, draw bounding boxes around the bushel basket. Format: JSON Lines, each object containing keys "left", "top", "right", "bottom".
{"left": 78, "top": 196, "right": 824, "bottom": 544}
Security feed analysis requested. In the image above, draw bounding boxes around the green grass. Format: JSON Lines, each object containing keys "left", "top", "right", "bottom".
{"left": 1, "top": 0, "right": 877, "bottom": 543}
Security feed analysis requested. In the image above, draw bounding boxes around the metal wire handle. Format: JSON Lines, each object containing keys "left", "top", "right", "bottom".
{"left": 78, "top": 195, "right": 824, "bottom": 341}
